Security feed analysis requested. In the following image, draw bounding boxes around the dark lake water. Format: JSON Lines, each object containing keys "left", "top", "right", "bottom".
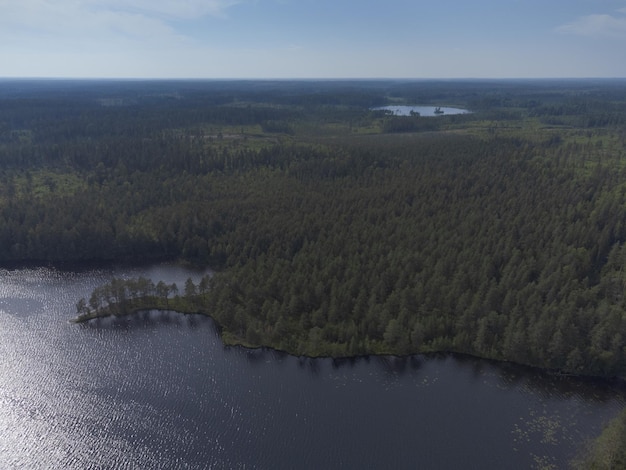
{"left": 373, "top": 105, "right": 470, "bottom": 116}
{"left": 0, "top": 264, "right": 624, "bottom": 469}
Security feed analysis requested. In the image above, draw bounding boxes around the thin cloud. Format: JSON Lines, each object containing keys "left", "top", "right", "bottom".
{"left": 88, "top": 0, "right": 246, "bottom": 20}
{"left": 0, "top": 0, "right": 250, "bottom": 51}
{"left": 557, "top": 11, "right": 626, "bottom": 39}
{"left": 0, "top": 0, "right": 244, "bottom": 41}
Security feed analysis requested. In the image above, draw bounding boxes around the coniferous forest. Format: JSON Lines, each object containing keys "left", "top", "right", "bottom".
{"left": 2, "top": 79, "right": 626, "bottom": 379}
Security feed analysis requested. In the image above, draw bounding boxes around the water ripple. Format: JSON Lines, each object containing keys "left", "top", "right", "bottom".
{"left": 0, "top": 265, "right": 624, "bottom": 469}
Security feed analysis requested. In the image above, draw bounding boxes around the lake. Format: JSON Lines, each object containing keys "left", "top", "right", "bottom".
{"left": 0, "top": 264, "right": 624, "bottom": 469}
{"left": 373, "top": 105, "right": 470, "bottom": 116}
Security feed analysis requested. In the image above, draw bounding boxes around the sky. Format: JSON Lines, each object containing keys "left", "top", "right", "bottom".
{"left": 1, "top": 0, "right": 625, "bottom": 79}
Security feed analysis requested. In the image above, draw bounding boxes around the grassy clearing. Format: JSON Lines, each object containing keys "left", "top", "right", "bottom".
{"left": 1, "top": 170, "right": 87, "bottom": 204}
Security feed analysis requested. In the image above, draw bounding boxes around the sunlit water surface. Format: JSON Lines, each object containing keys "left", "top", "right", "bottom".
{"left": 0, "top": 265, "right": 624, "bottom": 469}
{"left": 372, "top": 105, "right": 470, "bottom": 116}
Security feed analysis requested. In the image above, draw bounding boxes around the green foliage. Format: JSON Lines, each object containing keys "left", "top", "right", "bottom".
{"left": 573, "top": 407, "right": 626, "bottom": 470}
{"left": 3, "top": 79, "right": 626, "bottom": 379}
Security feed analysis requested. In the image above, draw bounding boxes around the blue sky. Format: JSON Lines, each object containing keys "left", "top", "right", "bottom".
{"left": 1, "top": 0, "right": 625, "bottom": 78}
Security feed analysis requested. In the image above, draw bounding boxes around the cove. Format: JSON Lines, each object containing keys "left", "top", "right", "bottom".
{"left": 0, "top": 263, "right": 624, "bottom": 469}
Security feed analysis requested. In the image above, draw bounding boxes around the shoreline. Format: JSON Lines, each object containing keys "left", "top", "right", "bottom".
{"left": 72, "top": 300, "right": 626, "bottom": 384}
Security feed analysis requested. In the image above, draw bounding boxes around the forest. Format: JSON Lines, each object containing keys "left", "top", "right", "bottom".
{"left": 1, "top": 79, "right": 626, "bottom": 383}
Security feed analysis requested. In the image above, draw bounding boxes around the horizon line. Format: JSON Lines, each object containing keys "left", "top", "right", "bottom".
{"left": 1, "top": 76, "right": 626, "bottom": 82}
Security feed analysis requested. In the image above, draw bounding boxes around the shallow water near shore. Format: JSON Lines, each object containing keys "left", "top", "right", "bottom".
{"left": 0, "top": 264, "right": 624, "bottom": 469}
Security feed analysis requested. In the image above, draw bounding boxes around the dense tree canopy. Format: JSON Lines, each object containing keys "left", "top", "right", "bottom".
{"left": 2, "top": 79, "right": 626, "bottom": 378}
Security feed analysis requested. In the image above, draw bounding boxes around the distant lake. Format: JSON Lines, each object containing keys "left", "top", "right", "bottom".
{"left": 0, "top": 264, "right": 624, "bottom": 469}
{"left": 373, "top": 105, "right": 470, "bottom": 116}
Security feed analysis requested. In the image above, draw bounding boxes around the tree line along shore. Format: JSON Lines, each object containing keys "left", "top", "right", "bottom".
{"left": 1, "top": 79, "right": 624, "bottom": 378}
{"left": 2, "top": 79, "right": 626, "bottom": 467}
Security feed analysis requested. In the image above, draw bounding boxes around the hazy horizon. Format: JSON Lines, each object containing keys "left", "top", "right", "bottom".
{"left": 2, "top": 77, "right": 626, "bottom": 81}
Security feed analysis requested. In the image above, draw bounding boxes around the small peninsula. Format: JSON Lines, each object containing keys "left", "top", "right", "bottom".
{"left": 2, "top": 78, "right": 625, "bottom": 464}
